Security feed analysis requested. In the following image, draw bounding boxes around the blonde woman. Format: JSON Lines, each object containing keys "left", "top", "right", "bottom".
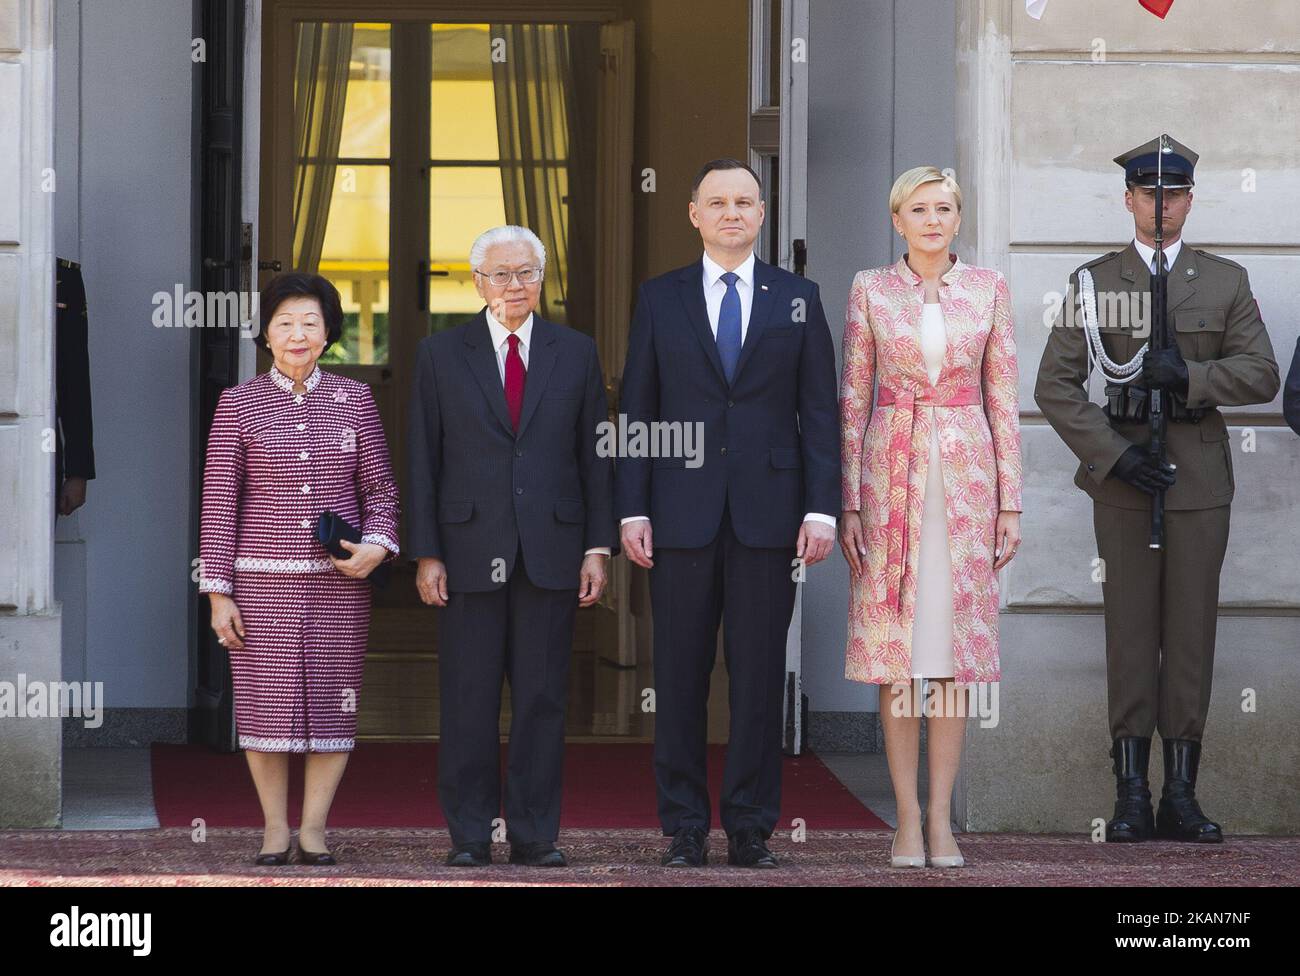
{"left": 839, "top": 167, "right": 1022, "bottom": 868}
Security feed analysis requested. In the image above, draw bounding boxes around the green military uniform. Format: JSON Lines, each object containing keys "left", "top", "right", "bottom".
{"left": 1034, "top": 135, "right": 1279, "bottom": 843}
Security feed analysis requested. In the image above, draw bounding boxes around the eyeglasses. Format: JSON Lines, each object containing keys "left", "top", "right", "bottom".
{"left": 474, "top": 267, "right": 544, "bottom": 286}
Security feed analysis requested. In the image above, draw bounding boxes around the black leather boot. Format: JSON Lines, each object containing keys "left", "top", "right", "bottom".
{"left": 1106, "top": 736, "right": 1155, "bottom": 842}
{"left": 1155, "top": 738, "right": 1224, "bottom": 843}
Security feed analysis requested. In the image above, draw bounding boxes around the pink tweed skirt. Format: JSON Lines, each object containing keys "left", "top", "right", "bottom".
{"left": 229, "top": 569, "right": 371, "bottom": 753}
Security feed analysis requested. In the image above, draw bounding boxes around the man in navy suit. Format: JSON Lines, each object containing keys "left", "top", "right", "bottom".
{"left": 616, "top": 159, "right": 840, "bottom": 867}
{"left": 408, "top": 226, "right": 616, "bottom": 868}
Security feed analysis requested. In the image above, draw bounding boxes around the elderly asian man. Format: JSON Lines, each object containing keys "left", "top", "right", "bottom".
{"left": 408, "top": 225, "right": 617, "bottom": 867}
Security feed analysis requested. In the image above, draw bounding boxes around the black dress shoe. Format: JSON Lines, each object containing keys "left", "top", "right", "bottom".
{"left": 727, "top": 827, "right": 778, "bottom": 868}
{"left": 660, "top": 826, "right": 708, "bottom": 867}
{"left": 1106, "top": 736, "right": 1155, "bottom": 842}
{"left": 297, "top": 845, "right": 337, "bottom": 866}
{"left": 253, "top": 847, "right": 291, "bottom": 866}
{"left": 445, "top": 842, "right": 492, "bottom": 867}
{"left": 508, "top": 842, "right": 568, "bottom": 867}
{"left": 1155, "top": 738, "right": 1224, "bottom": 843}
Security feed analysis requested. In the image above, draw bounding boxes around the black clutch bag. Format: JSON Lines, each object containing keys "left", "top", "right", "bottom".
{"left": 316, "top": 511, "right": 392, "bottom": 588}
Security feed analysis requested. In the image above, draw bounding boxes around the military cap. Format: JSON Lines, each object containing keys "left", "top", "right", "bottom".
{"left": 1114, "top": 134, "right": 1197, "bottom": 188}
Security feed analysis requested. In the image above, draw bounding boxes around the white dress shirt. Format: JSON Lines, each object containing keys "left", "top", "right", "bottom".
{"left": 485, "top": 308, "right": 533, "bottom": 381}
{"left": 1132, "top": 237, "right": 1183, "bottom": 275}
{"left": 702, "top": 249, "right": 756, "bottom": 343}
{"left": 486, "top": 308, "right": 609, "bottom": 558}
{"left": 621, "top": 251, "right": 836, "bottom": 531}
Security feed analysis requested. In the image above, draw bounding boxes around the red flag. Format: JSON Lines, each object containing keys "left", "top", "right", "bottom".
{"left": 1139, "top": 0, "right": 1174, "bottom": 17}
{"left": 1026, "top": 1, "right": 1174, "bottom": 23}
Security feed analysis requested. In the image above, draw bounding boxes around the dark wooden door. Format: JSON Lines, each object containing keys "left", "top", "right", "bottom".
{"left": 191, "top": 0, "right": 245, "bottom": 751}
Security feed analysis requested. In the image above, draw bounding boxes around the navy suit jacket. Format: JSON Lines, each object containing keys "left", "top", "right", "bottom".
{"left": 407, "top": 310, "right": 617, "bottom": 591}
{"left": 1285, "top": 335, "right": 1300, "bottom": 435}
{"left": 614, "top": 256, "right": 840, "bottom": 549}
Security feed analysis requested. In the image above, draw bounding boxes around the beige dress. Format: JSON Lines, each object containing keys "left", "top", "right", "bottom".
{"left": 910, "top": 303, "right": 955, "bottom": 678}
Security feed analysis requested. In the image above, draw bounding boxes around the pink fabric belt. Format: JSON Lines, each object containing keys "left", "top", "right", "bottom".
{"left": 876, "top": 385, "right": 982, "bottom": 614}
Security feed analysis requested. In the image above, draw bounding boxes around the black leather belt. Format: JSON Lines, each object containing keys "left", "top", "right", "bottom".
{"left": 1104, "top": 383, "right": 1205, "bottom": 424}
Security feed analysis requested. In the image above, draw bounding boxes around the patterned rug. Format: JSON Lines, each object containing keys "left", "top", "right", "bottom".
{"left": 2, "top": 829, "right": 1296, "bottom": 886}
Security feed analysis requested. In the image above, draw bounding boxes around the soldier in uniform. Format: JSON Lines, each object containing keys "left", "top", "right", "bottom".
{"left": 1035, "top": 135, "right": 1279, "bottom": 843}
{"left": 55, "top": 257, "right": 96, "bottom": 517}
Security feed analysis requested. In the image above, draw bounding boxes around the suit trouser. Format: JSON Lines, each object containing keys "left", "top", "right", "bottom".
{"left": 649, "top": 503, "right": 797, "bottom": 837}
{"left": 437, "top": 543, "right": 577, "bottom": 846}
{"left": 1093, "top": 502, "right": 1230, "bottom": 742}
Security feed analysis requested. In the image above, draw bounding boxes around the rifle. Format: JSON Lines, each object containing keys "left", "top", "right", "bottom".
{"left": 1147, "top": 135, "right": 1170, "bottom": 550}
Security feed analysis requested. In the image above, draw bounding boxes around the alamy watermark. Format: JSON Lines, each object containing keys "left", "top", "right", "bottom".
{"left": 597, "top": 414, "right": 704, "bottom": 468}
{"left": 152, "top": 286, "right": 260, "bottom": 338}
{"left": 0, "top": 674, "right": 104, "bottom": 728}
{"left": 889, "top": 679, "right": 1000, "bottom": 728}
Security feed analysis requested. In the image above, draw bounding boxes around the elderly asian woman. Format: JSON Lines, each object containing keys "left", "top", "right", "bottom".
{"left": 198, "top": 272, "right": 400, "bottom": 866}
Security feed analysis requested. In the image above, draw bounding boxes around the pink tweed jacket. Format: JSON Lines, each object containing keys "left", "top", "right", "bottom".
{"left": 198, "top": 363, "right": 401, "bottom": 595}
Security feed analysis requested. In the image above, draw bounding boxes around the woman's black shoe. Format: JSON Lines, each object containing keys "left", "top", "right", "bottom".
{"left": 297, "top": 845, "right": 337, "bottom": 866}
{"left": 253, "top": 847, "right": 291, "bottom": 866}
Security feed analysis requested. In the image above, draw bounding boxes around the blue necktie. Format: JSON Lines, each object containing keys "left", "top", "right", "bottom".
{"left": 717, "top": 271, "right": 742, "bottom": 384}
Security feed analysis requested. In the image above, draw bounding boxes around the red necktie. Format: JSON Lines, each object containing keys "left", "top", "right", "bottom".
{"left": 505, "top": 333, "right": 526, "bottom": 432}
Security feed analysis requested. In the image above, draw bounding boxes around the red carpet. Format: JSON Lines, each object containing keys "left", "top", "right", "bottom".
{"left": 150, "top": 743, "right": 887, "bottom": 830}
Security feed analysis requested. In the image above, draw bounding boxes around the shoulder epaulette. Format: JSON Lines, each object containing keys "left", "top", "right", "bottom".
{"left": 1194, "top": 249, "right": 1246, "bottom": 273}
{"left": 1079, "top": 251, "right": 1119, "bottom": 271}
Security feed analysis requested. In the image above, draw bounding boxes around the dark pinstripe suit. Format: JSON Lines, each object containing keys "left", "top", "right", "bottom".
{"left": 408, "top": 310, "right": 616, "bottom": 845}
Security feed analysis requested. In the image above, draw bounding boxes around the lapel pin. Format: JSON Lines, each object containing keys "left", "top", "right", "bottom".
{"left": 760, "top": 284, "right": 769, "bottom": 291}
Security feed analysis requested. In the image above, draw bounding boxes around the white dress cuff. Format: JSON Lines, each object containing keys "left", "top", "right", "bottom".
{"left": 362, "top": 533, "right": 401, "bottom": 557}
{"left": 200, "top": 578, "right": 234, "bottom": 595}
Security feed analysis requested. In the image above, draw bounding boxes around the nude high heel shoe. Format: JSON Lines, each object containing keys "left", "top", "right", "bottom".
{"left": 927, "top": 849, "right": 965, "bottom": 868}
{"left": 889, "top": 831, "right": 926, "bottom": 868}
{"left": 926, "top": 828, "right": 965, "bottom": 868}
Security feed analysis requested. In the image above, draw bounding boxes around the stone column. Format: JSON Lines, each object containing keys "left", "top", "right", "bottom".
{"left": 0, "top": 0, "right": 61, "bottom": 827}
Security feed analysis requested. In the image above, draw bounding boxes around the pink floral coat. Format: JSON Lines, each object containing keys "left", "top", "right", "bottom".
{"left": 840, "top": 256, "right": 1022, "bottom": 684}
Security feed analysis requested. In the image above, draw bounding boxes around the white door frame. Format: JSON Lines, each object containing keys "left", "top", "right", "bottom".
{"left": 238, "top": 0, "right": 262, "bottom": 382}
{"left": 750, "top": 0, "right": 810, "bottom": 754}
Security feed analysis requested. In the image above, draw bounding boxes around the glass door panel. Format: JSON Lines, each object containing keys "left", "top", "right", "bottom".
{"left": 292, "top": 21, "right": 391, "bottom": 369}
{"left": 319, "top": 165, "right": 390, "bottom": 365}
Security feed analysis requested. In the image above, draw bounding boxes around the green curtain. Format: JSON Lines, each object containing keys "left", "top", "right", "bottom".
{"left": 489, "top": 23, "right": 598, "bottom": 332}
{"left": 291, "top": 22, "right": 354, "bottom": 274}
